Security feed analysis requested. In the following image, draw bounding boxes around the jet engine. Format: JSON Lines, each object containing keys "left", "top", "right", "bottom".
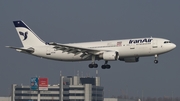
{"left": 101, "top": 51, "right": 119, "bottom": 61}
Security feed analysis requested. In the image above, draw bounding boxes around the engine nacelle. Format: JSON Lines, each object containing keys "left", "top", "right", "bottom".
{"left": 119, "top": 57, "right": 139, "bottom": 63}
{"left": 102, "top": 51, "right": 119, "bottom": 61}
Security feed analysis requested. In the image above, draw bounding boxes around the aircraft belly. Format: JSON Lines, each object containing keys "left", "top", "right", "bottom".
{"left": 45, "top": 51, "right": 85, "bottom": 61}
{"left": 118, "top": 46, "right": 153, "bottom": 57}
{"left": 119, "top": 50, "right": 139, "bottom": 57}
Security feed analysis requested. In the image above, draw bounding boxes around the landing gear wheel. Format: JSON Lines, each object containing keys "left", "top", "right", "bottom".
{"left": 106, "top": 65, "right": 111, "bottom": 69}
{"left": 89, "top": 64, "right": 94, "bottom": 68}
{"left": 93, "top": 64, "right": 98, "bottom": 68}
{"left": 154, "top": 60, "right": 158, "bottom": 64}
{"left": 101, "top": 65, "right": 105, "bottom": 69}
{"left": 101, "top": 61, "right": 111, "bottom": 69}
{"left": 101, "top": 65, "right": 111, "bottom": 69}
{"left": 88, "top": 55, "right": 98, "bottom": 68}
{"left": 88, "top": 63, "right": 98, "bottom": 68}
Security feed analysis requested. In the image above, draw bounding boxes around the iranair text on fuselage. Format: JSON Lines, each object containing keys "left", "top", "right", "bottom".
{"left": 129, "top": 38, "right": 153, "bottom": 45}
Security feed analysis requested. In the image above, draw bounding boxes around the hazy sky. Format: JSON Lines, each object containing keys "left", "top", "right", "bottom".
{"left": 0, "top": 0, "right": 180, "bottom": 97}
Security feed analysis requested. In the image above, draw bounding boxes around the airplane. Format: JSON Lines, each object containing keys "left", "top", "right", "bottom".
{"left": 6, "top": 20, "right": 176, "bottom": 69}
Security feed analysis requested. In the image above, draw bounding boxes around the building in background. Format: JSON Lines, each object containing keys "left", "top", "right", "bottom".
{"left": 0, "top": 97, "right": 11, "bottom": 101}
{"left": 60, "top": 75, "right": 103, "bottom": 101}
{"left": 10, "top": 70, "right": 104, "bottom": 101}
{"left": 104, "top": 98, "right": 135, "bottom": 101}
{"left": 11, "top": 84, "right": 59, "bottom": 101}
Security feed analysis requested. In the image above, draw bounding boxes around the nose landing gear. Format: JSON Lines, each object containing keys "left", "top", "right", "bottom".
{"left": 154, "top": 54, "right": 158, "bottom": 64}
{"left": 154, "top": 60, "right": 158, "bottom": 64}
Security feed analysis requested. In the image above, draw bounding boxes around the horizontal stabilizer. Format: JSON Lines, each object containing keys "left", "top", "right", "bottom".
{"left": 6, "top": 46, "right": 34, "bottom": 53}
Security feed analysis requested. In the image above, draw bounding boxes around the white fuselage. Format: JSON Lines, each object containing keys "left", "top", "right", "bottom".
{"left": 9, "top": 20, "right": 176, "bottom": 68}
{"left": 31, "top": 37, "right": 176, "bottom": 61}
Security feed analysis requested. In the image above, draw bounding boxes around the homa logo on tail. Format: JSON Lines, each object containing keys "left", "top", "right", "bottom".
{"left": 19, "top": 31, "right": 28, "bottom": 41}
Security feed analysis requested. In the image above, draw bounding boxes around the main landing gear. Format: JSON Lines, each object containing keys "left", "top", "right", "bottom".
{"left": 88, "top": 55, "right": 111, "bottom": 69}
{"left": 89, "top": 63, "right": 98, "bottom": 68}
{"left": 154, "top": 54, "right": 158, "bottom": 64}
{"left": 101, "top": 61, "right": 111, "bottom": 69}
{"left": 88, "top": 55, "right": 98, "bottom": 68}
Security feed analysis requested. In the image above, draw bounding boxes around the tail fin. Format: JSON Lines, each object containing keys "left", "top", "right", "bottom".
{"left": 13, "top": 20, "right": 45, "bottom": 47}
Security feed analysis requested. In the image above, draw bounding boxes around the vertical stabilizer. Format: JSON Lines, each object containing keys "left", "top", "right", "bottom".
{"left": 13, "top": 20, "right": 45, "bottom": 47}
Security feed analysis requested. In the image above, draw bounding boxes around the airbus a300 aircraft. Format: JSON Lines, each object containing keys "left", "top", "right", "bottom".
{"left": 7, "top": 20, "right": 176, "bottom": 69}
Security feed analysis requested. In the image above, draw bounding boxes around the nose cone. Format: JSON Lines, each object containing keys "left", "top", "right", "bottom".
{"left": 162, "top": 43, "right": 176, "bottom": 53}
{"left": 170, "top": 43, "right": 176, "bottom": 50}
{"left": 171, "top": 43, "right": 176, "bottom": 49}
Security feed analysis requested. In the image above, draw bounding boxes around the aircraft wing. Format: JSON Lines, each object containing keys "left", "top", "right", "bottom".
{"left": 6, "top": 46, "right": 34, "bottom": 53}
{"left": 48, "top": 42, "right": 110, "bottom": 59}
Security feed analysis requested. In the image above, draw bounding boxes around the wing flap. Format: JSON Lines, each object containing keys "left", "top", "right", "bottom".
{"left": 48, "top": 42, "right": 102, "bottom": 55}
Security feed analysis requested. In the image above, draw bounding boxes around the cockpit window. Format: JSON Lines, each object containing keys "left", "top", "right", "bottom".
{"left": 164, "top": 41, "right": 171, "bottom": 43}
